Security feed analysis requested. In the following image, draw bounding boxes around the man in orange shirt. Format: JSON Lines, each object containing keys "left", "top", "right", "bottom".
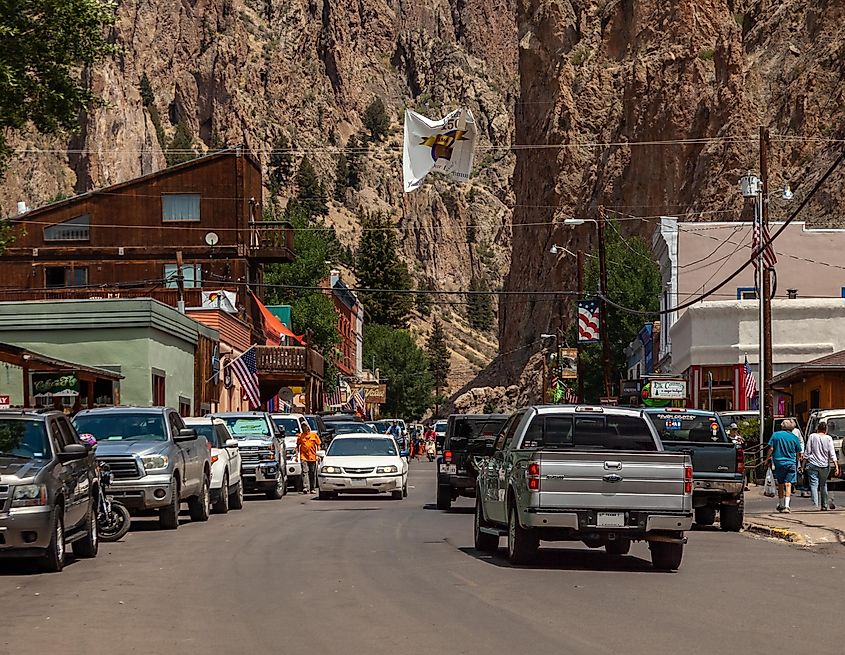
{"left": 297, "top": 427, "right": 322, "bottom": 494}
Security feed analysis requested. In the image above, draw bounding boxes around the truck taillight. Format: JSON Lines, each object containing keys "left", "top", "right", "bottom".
{"left": 684, "top": 465, "right": 693, "bottom": 494}
{"left": 736, "top": 447, "right": 745, "bottom": 474}
{"left": 527, "top": 462, "right": 541, "bottom": 491}
{"left": 211, "top": 454, "right": 219, "bottom": 464}
{"left": 444, "top": 450, "right": 452, "bottom": 463}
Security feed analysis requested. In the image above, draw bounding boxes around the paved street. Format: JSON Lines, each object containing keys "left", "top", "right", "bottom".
{"left": 1, "top": 461, "right": 843, "bottom": 655}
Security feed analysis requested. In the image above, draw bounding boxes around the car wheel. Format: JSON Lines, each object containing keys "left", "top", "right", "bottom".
{"left": 72, "top": 503, "right": 99, "bottom": 559}
{"left": 402, "top": 482, "right": 408, "bottom": 498}
{"left": 41, "top": 511, "right": 65, "bottom": 573}
{"left": 436, "top": 484, "right": 452, "bottom": 510}
{"left": 474, "top": 494, "right": 499, "bottom": 553}
{"left": 265, "top": 474, "right": 284, "bottom": 500}
{"left": 695, "top": 507, "right": 717, "bottom": 526}
{"left": 391, "top": 490, "right": 402, "bottom": 500}
{"left": 213, "top": 473, "right": 230, "bottom": 514}
{"left": 159, "top": 481, "right": 180, "bottom": 530}
{"left": 229, "top": 479, "right": 244, "bottom": 510}
{"left": 720, "top": 497, "right": 744, "bottom": 532}
{"left": 507, "top": 503, "right": 538, "bottom": 565}
{"left": 318, "top": 490, "right": 332, "bottom": 500}
{"left": 605, "top": 539, "right": 631, "bottom": 556}
{"left": 188, "top": 475, "right": 211, "bottom": 522}
{"left": 650, "top": 541, "right": 684, "bottom": 571}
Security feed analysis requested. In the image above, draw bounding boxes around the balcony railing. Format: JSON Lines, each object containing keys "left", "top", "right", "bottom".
{"left": 0, "top": 286, "right": 238, "bottom": 310}
{"left": 247, "top": 221, "right": 294, "bottom": 262}
{"left": 255, "top": 345, "right": 324, "bottom": 379}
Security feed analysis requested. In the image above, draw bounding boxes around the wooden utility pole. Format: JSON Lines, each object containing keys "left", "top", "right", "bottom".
{"left": 175, "top": 251, "right": 186, "bottom": 314}
{"left": 576, "top": 249, "right": 585, "bottom": 403}
{"left": 598, "top": 206, "right": 612, "bottom": 399}
{"left": 760, "top": 127, "right": 774, "bottom": 421}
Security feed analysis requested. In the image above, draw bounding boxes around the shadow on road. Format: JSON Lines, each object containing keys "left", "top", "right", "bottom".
{"left": 457, "top": 546, "right": 664, "bottom": 573}
{"left": 127, "top": 511, "right": 191, "bottom": 532}
{"left": 422, "top": 503, "right": 474, "bottom": 515}
{"left": 0, "top": 556, "right": 81, "bottom": 576}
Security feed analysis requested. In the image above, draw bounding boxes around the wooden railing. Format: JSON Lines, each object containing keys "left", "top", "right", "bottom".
{"left": 248, "top": 221, "right": 294, "bottom": 257}
{"left": 255, "top": 345, "right": 324, "bottom": 379}
{"left": 0, "top": 287, "right": 239, "bottom": 310}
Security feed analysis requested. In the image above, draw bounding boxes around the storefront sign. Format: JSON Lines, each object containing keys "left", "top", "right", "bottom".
{"left": 558, "top": 348, "right": 578, "bottom": 379}
{"left": 0, "top": 395, "right": 10, "bottom": 409}
{"left": 650, "top": 380, "right": 687, "bottom": 400}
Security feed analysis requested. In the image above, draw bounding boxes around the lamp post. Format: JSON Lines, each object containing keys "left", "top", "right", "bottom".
{"left": 540, "top": 333, "right": 558, "bottom": 404}
{"left": 550, "top": 243, "right": 585, "bottom": 401}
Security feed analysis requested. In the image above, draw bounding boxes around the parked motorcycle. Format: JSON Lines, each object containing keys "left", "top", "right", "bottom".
{"left": 96, "top": 463, "right": 131, "bottom": 542}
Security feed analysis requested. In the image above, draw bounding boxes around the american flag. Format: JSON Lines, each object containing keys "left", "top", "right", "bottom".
{"left": 231, "top": 346, "right": 260, "bottom": 408}
{"left": 742, "top": 357, "right": 758, "bottom": 401}
{"left": 752, "top": 215, "right": 777, "bottom": 269}
{"left": 324, "top": 387, "right": 343, "bottom": 408}
{"left": 565, "top": 386, "right": 578, "bottom": 403}
{"left": 344, "top": 388, "right": 367, "bottom": 412}
{"left": 577, "top": 299, "right": 601, "bottom": 344}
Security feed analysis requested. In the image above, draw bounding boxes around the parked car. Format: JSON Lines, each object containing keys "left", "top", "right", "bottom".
{"left": 271, "top": 413, "right": 311, "bottom": 492}
{"left": 183, "top": 417, "right": 244, "bottom": 513}
{"left": 0, "top": 410, "right": 98, "bottom": 571}
{"left": 370, "top": 420, "right": 391, "bottom": 434}
{"left": 331, "top": 421, "right": 376, "bottom": 436}
{"left": 73, "top": 407, "right": 212, "bottom": 530}
{"left": 436, "top": 413, "right": 509, "bottom": 510}
{"left": 805, "top": 410, "right": 845, "bottom": 472}
{"left": 644, "top": 408, "right": 745, "bottom": 530}
{"left": 214, "top": 412, "right": 286, "bottom": 499}
{"left": 316, "top": 432, "right": 408, "bottom": 500}
{"left": 433, "top": 420, "right": 448, "bottom": 451}
{"left": 305, "top": 414, "right": 335, "bottom": 448}
{"left": 475, "top": 405, "right": 693, "bottom": 569}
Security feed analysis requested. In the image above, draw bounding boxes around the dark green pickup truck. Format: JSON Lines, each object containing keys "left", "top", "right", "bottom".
{"left": 644, "top": 408, "right": 745, "bottom": 531}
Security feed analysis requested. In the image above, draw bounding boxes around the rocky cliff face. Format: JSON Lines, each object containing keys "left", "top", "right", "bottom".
{"left": 498, "top": 0, "right": 845, "bottom": 380}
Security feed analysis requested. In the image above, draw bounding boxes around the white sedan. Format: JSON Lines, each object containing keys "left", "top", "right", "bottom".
{"left": 317, "top": 433, "right": 408, "bottom": 500}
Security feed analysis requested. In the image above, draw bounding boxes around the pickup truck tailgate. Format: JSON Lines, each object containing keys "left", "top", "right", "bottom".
{"left": 537, "top": 451, "right": 690, "bottom": 512}
{"left": 662, "top": 442, "right": 738, "bottom": 481}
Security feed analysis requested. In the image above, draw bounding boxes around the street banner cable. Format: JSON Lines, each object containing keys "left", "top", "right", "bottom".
{"left": 403, "top": 108, "right": 477, "bottom": 192}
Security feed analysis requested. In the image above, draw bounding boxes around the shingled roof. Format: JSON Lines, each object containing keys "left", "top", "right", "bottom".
{"left": 771, "top": 350, "right": 845, "bottom": 386}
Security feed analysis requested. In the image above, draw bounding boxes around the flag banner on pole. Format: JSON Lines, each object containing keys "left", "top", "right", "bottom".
{"left": 577, "top": 299, "right": 601, "bottom": 344}
{"left": 230, "top": 346, "right": 260, "bottom": 408}
{"left": 752, "top": 217, "right": 777, "bottom": 269}
{"left": 403, "top": 108, "right": 477, "bottom": 192}
{"left": 742, "top": 356, "right": 758, "bottom": 402}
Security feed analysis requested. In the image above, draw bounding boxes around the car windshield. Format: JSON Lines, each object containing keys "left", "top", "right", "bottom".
{"left": 519, "top": 414, "right": 657, "bottom": 451}
{"left": 73, "top": 413, "right": 167, "bottom": 442}
{"left": 645, "top": 412, "right": 728, "bottom": 443}
{"left": 272, "top": 418, "right": 301, "bottom": 436}
{"left": 371, "top": 421, "right": 390, "bottom": 432}
{"left": 189, "top": 423, "right": 218, "bottom": 447}
{"left": 327, "top": 437, "right": 397, "bottom": 457}
{"left": 434, "top": 421, "right": 447, "bottom": 432}
{"left": 305, "top": 416, "right": 318, "bottom": 431}
{"left": 811, "top": 415, "right": 845, "bottom": 438}
{"left": 0, "top": 419, "right": 51, "bottom": 459}
{"left": 220, "top": 417, "right": 271, "bottom": 439}
{"left": 333, "top": 422, "right": 374, "bottom": 435}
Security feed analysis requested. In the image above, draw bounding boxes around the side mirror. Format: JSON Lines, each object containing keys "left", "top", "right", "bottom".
{"left": 58, "top": 443, "right": 88, "bottom": 463}
{"left": 225, "top": 438, "right": 239, "bottom": 448}
{"left": 316, "top": 449, "right": 326, "bottom": 458}
{"left": 175, "top": 427, "right": 198, "bottom": 442}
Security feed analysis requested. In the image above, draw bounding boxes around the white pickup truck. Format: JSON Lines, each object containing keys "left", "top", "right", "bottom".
{"left": 475, "top": 405, "right": 693, "bottom": 570}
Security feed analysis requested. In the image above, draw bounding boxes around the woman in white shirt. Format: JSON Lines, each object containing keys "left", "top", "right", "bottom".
{"left": 804, "top": 422, "right": 841, "bottom": 510}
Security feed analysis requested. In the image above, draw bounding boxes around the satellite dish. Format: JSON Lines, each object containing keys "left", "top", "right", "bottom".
{"left": 205, "top": 232, "right": 219, "bottom": 246}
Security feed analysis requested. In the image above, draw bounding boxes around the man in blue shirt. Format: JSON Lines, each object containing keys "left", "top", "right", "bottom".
{"left": 764, "top": 418, "right": 804, "bottom": 513}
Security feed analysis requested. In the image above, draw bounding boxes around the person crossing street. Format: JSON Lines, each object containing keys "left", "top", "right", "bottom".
{"left": 764, "top": 419, "right": 804, "bottom": 513}
{"left": 804, "top": 421, "right": 840, "bottom": 510}
{"left": 297, "top": 425, "right": 322, "bottom": 494}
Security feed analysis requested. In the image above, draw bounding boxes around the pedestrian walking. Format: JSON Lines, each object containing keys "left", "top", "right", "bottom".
{"left": 764, "top": 418, "right": 804, "bottom": 513}
{"left": 297, "top": 426, "right": 322, "bottom": 494}
{"left": 804, "top": 421, "right": 840, "bottom": 510}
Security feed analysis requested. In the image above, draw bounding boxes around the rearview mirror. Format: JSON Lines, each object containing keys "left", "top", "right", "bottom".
{"left": 175, "top": 428, "right": 198, "bottom": 442}
{"left": 225, "top": 438, "right": 239, "bottom": 448}
{"left": 58, "top": 443, "right": 88, "bottom": 463}
{"left": 316, "top": 449, "right": 326, "bottom": 458}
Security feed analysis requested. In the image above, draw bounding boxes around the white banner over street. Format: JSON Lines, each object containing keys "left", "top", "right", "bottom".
{"left": 403, "top": 108, "right": 477, "bottom": 192}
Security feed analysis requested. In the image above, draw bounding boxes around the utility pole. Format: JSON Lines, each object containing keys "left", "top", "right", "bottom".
{"left": 576, "top": 249, "right": 585, "bottom": 403}
{"left": 598, "top": 205, "right": 612, "bottom": 399}
{"left": 175, "top": 250, "right": 186, "bottom": 314}
{"left": 760, "top": 126, "right": 774, "bottom": 424}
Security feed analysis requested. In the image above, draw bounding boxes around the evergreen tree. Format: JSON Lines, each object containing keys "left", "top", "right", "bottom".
{"left": 467, "top": 275, "right": 494, "bottom": 331}
{"left": 334, "top": 153, "right": 350, "bottom": 201}
{"left": 346, "top": 133, "right": 366, "bottom": 190}
{"left": 415, "top": 282, "right": 433, "bottom": 316}
{"left": 364, "top": 325, "right": 434, "bottom": 419}
{"left": 139, "top": 73, "right": 155, "bottom": 107}
{"left": 356, "top": 211, "right": 413, "bottom": 328}
{"left": 426, "top": 319, "right": 451, "bottom": 398}
{"left": 363, "top": 97, "right": 389, "bottom": 141}
{"left": 296, "top": 156, "right": 328, "bottom": 216}
{"left": 165, "top": 121, "right": 198, "bottom": 166}
{"left": 268, "top": 134, "right": 295, "bottom": 198}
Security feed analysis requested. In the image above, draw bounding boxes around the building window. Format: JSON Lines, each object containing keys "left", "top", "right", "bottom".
{"left": 152, "top": 372, "right": 166, "bottom": 406}
{"left": 164, "top": 264, "right": 202, "bottom": 288}
{"left": 45, "top": 266, "right": 87, "bottom": 288}
{"left": 737, "top": 287, "right": 758, "bottom": 300}
{"left": 162, "top": 194, "right": 201, "bottom": 222}
{"left": 810, "top": 388, "right": 821, "bottom": 410}
{"left": 43, "top": 215, "right": 90, "bottom": 241}
{"left": 179, "top": 396, "right": 191, "bottom": 417}
{"left": 841, "top": 287, "right": 845, "bottom": 298}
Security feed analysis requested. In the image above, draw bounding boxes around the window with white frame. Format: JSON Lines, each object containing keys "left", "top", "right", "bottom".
{"left": 161, "top": 194, "right": 201, "bottom": 221}
{"left": 43, "top": 215, "right": 90, "bottom": 241}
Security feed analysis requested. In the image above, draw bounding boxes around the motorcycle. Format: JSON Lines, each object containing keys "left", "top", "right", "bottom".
{"left": 96, "top": 463, "right": 131, "bottom": 542}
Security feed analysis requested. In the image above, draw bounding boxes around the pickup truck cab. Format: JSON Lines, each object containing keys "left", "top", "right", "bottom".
{"left": 644, "top": 408, "right": 745, "bottom": 531}
{"left": 805, "top": 410, "right": 845, "bottom": 471}
{"left": 475, "top": 405, "right": 693, "bottom": 570}
{"left": 73, "top": 406, "right": 212, "bottom": 530}
{"left": 215, "top": 412, "right": 286, "bottom": 499}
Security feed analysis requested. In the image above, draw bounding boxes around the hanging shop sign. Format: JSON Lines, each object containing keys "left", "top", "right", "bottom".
{"left": 649, "top": 379, "right": 687, "bottom": 400}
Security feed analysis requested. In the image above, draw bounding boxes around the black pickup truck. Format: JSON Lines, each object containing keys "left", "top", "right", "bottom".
{"left": 644, "top": 408, "right": 745, "bottom": 531}
{"left": 436, "top": 413, "right": 508, "bottom": 510}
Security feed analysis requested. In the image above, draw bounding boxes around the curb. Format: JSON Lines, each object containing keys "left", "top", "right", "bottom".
{"left": 743, "top": 522, "right": 807, "bottom": 544}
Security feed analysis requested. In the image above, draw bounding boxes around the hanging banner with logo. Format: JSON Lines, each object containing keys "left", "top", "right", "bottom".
{"left": 577, "top": 299, "right": 601, "bottom": 344}
{"left": 558, "top": 348, "right": 578, "bottom": 379}
{"left": 202, "top": 290, "right": 237, "bottom": 313}
{"left": 403, "top": 108, "right": 477, "bottom": 192}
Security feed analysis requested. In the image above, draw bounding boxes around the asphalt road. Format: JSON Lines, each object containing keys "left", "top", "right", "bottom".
{"left": 1, "top": 461, "right": 842, "bottom": 655}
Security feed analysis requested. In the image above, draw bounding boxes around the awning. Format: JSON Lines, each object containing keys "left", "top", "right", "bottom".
{"left": 251, "top": 292, "right": 305, "bottom": 345}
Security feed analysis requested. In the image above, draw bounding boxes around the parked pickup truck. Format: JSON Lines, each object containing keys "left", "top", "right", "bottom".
{"left": 475, "top": 405, "right": 693, "bottom": 570}
{"left": 644, "top": 408, "right": 745, "bottom": 531}
{"left": 215, "top": 412, "right": 286, "bottom": 499}
{"left": 73, "top": 407, "right": 212, "bottom": 529}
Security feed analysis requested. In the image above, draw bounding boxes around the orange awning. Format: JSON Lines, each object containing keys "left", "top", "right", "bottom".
{"left": 251, "top": 292, "right": 305, "bottom": 345}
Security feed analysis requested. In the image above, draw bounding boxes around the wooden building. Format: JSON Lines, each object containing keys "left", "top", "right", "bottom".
{"left": 771, "top": 351, "right": 845, "bottom": 424}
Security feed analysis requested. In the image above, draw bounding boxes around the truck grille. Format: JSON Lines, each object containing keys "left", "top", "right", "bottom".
{"left": 240, "top": 446, "right": 273, "bottom": 465}
{"left": 97, "top": 456, "right": 142, "bottom": 480}
{"left": 343, "top": 467, "right": 374, "bottom": 474}
{"left": 0, "top": 484, "right": 8, "bottom": 511}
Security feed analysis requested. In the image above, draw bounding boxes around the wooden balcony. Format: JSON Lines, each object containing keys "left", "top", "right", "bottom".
{"left": 247, "top": 221, "right": 295, "bottom": 263}
{"left": 0, "top": 286, "right": 237, "bottom": 309}
{"left": 255, "top": 345, "right": 324, "bottom": 381}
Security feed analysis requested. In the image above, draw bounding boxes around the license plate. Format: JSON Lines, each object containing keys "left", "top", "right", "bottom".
{"left": 597, "top": 512, "right": 625, "bottom": 527}
{"left": 439, "top": 464, "right": 457, "bottom": 474}
{"left": 350, "top": 479, "right": 367, "bottom": 487}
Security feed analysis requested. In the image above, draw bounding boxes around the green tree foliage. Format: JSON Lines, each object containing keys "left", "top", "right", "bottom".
{"left": 356, "top": 211, "right": 413, "bottom": 328}
{"left": 296, "top": 156, "right": 328, "bottom": 216}
{"left": 346, "top": 133, "right": 366, "bottom": 190}
{"left": 577, "top": 221, "right": 661, "bottom": 401}
{"left": 268, "top": 134, "right": 294, "bottom": 198}
{"left": 165, "top": 121, "right": 198, "bottom": 166}
{"left": 363, "top": 97, "right": 389, "bottom": 142}
{"left": 415, "top": 282, "right": 433, "bottom": 316}
{"left": 426, "top": 319, "right": 451, "bottom": 395}
{"left": 364, "top": 325, "right": 434, "bottom": 420}
{"left": 0, "top": 0, "right": 116, "bottom": 174}
{"left": 139, "top": 72, "right": 166, "bottom": 150}
{"left": 334, "top": 153, "right": 350, "bottom": 201}
{"left": 139, "top": 73, "right": 155, "bottom": 106}
{"left": 467, "top": 275, "right": 494, "bottom": 331}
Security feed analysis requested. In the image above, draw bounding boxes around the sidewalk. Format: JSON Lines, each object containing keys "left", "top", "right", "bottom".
{"left": 743, "top": 485, "right": 845, "bottom": 547}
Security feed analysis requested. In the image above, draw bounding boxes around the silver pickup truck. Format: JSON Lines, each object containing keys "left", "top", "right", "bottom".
{"left": 475, "top": 405, "right": 693, "bottom": 570}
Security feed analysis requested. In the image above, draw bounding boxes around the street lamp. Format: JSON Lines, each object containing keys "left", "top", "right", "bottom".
{"left": 540, "top": 334, "right": 558, "bottom": 404}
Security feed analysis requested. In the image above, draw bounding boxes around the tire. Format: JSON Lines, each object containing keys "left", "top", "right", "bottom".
{"left": 720, "top": 497, "right": 744, "bottom": 532}
{"left": 474, "top": 495, "right": 499, "bottom": 553}
{"left": 293, "top": 475, "right": 305, "bottom": 493}
{"left": 650, "top": 541, "right": 684, "bottom": 571}
{"left": 695, "top": 507, "right": 717, "bottom": 526}
{"left": 391, "top": 490, "right": 403, "bottom": 500}
{"left": 188, "top": 475, "right": 211, "bottom": 522}
{"left": 507, "top": 503, "right": 538, "bottom": 565}
{"left": 72, "top": 504, "right": 99, "bottom": 559}
{"left": 99, "top": 501, "right": 131, "bottom": 542}
{"left": 159, "top": 481, "right": 180, "bottom": 530}
{"left": 265, "top": 473, "right": 284, "bottom": 500}
{"left": 229, "top": 479, "right": 244, "bottom": 510}
{"left": 41, "top": 511, "right": 65, "bottom": 573}
{"left": 318, "top": 490, "right": 333, "bottom": 500}
{"left": 605, "top": 539, "right": 631, "bottom": 556}
{"left": 213, "top": 473, "right": 230, "bottom": 514}
{"left": 436, "top": 484, "right": 452, "bottom": 510}
{"left": 402, "top": 482, "right": 408, "bottom": 498}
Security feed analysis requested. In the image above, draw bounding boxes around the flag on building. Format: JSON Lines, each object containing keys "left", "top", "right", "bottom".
{"left": 403, "top": 108, "right": 477, "bottom": 192}
{"left": 565, "top": 386, "right": 578, "bottom": 403}
{"left": 324, "top": 387, "right": 343, "bottom": 408}
{"left": 752, "top": 215, "right": 778, "bottom": 269}
{"left": 742, "top": 357, "right": 758, "bottom": 404}
{"left": 577, "top": 299, "right": 601, "bottom": 344}
{"left": 231, "top": 346, "right": 260, "bottom": 408}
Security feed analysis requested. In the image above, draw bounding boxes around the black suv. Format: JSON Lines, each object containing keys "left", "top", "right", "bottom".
{"left": 436, "top": 413, "right": 508, "bottom": 510}
{"left": 0, "top": 410, "right": 98, "bottom": 571}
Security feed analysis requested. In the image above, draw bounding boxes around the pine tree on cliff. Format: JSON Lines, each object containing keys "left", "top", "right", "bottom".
{"left": 426, "top": 319, "right": 451, "bottom": 403}
{"left": 297, "top": 156, "right": 328, "bottom": 216}
{"left": 268, "top": 134, "right": 295, "bottom": 198}
{"left": 334, "top": 153, "right": 350, "bottom": 201}
{"left": 166, "top": 121, "right": 198, "bottom": 166}
{"left": 356, "top": 211, "right": 413, "bottom": 328}
{"left": 363, "top": 97, "right": 390, "bottom": 142}
{"left": 346, "top": 133, "right": 366, "bottom": 190}
{"left": 467, "top": 275, "right": 494, "bottom": 331}
{"left": 415, "top": 281, "right": 433, "bottom": 317}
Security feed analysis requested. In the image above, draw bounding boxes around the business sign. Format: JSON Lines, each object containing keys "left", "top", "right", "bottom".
{"left": 0, "top": 395, "right": 10, "bottom": 409}
{"left": 558, "top": 348, "right": 578, "bottom": 379}
{"left": 202, "top": 290, "right": 237, "bottom": 313}
{"left": 649, "top": 380, "right": 687, "bottom": 400}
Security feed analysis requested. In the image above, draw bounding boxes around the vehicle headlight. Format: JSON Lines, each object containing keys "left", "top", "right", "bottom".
{"left": 11, "top": 484, "right": 48, "bottom": 507}
{"left": 141, "top": 454, "right": 169, "bottom": 471}
{"left": 376, "top": 465, "right": 398, "bottom": 474}
{"left": 321, "top": 465, "right": 342, "bottom": 474}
